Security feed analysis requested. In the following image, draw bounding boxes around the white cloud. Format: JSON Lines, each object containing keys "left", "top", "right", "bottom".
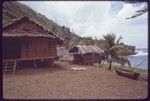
{"left": 20, "top": 1, "right": 148, "bottom": 48}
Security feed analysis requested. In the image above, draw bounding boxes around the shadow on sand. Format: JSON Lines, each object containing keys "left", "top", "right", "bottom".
{"left": 4, "top": 60, "right": 67, "bottom": 76}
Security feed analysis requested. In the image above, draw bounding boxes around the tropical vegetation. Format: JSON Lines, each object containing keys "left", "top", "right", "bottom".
{"left": 100, "top": 33, "right": 134, "bottom": 70}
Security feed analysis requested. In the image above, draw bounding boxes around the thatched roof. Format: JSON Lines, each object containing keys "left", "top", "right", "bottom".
{"left": 3, "top": 16, "right": 63, "bottom": 45}
{"left": 69, "top": 45, "right": 104, "bottom": 54}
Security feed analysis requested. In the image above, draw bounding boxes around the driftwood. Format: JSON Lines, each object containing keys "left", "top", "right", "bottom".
{"left": 115, "top": 67, "right": 140, "bottom": 80}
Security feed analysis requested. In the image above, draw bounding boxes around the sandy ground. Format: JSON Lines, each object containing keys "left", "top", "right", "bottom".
{"left": 3, "top": 61, "right": 148, "bottom": 99}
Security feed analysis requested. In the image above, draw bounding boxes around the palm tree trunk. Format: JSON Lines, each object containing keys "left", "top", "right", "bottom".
{"left": 108, "top": 55, "right": 112, "bottom": 70}
{"left": 108, "top": 61, "right": 112, "bottom": 70}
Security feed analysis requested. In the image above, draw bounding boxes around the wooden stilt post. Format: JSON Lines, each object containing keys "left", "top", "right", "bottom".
{"left": 52, "top": 59, "right": 54, "bottom": 67}
{"left": 47, "top": 59, "right": 50, "bottom": 67}
{"left": 13, "top": 61, "right": 17, "bottom": 74}
{"left": 34, "top": 59, "right": 37, "bottom": 68}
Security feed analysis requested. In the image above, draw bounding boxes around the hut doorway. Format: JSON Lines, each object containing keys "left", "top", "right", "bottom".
{"left": 74, "top": 54, "right": 84, "bottom": 65}
{"left": 3, "top": 38, "right": 21, "bottom": 59}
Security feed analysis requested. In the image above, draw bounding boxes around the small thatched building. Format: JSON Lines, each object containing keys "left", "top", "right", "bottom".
{"left": 3, "top": 16, "right": 63, "bottom": 70}
{"left": 69, "top": 45, "right": 104, "bottom": 65}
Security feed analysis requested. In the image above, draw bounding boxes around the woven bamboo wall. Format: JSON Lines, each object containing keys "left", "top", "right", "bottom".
{"left": 21, "top": 38, "right": 56, "bottom": 59}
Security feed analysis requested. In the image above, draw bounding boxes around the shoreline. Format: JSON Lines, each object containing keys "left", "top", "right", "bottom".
{"left": 94, "top": 63, "right": 148, "bottom": 77}
{"left": 128, "top": 55, "right": 148, "bottom": 70}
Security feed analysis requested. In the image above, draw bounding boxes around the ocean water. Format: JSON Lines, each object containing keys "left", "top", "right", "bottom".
{"left": 128, "top": 48, "right": 148, "bottom": 69}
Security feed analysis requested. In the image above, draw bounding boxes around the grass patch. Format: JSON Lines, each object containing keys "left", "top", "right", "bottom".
{"left": 94, "top": 63, "right": 148, "bottom": 76}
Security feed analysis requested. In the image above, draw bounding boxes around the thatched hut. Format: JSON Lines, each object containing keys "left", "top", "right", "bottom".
{"left": 69, "top": 45, "right": 104, "bottom": 65}
{"left": 3, "top": 16, "right": 63, "bottom": 73}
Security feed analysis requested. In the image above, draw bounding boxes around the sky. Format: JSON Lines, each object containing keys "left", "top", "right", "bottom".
{"left": 20, "top": 1, "right": 148, "bottom": 48}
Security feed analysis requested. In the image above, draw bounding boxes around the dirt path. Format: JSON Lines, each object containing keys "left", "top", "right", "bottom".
{"left": 3, "top": 61, "right": 148, "bottom": 99}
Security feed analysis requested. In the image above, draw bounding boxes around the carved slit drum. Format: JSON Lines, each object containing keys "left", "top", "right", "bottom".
{"left": 2, "top": 16, "right": 63, "bottom": 73}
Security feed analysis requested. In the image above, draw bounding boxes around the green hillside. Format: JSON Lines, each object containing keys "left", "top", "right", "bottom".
{"left": 2, "top": 1, "right": 81, "bottom": 48}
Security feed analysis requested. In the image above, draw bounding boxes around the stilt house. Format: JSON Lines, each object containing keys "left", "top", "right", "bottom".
{"left": 3, "top": 16, "right": 63, "bottom": 73}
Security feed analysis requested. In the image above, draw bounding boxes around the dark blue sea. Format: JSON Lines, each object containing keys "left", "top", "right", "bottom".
{"left": 128, "top": 48, "right": 148, "bottom": 69}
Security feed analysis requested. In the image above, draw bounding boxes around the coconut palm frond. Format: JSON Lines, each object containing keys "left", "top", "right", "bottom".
{"left": 103, "top": 34, "right": 116, "bottom": 47}
{"left": 126, "top": 11, "right": 146, "bottom": 19}
{"left": 116, "top": 36, "right": 123, "bottom": 44}
{"left": 117, "top": 46, "right": 133, "bottom": 56}
{"left": 115, "top": 56, "right": 131, "bottom": 67}
{"left": 136, "top": 8, "right": 148, "bottom": 13}
{"left": 126, "top": 3, "right": 148, "bottom": 19}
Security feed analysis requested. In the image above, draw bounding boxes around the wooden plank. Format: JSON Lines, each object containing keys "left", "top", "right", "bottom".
{"left": 22, "top": 48, "right": 56, "bottom": 59}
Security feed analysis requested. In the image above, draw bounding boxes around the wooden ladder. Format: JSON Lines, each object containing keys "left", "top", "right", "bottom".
{"left": 3, "top": 60, "right": 17, "bottom": 74}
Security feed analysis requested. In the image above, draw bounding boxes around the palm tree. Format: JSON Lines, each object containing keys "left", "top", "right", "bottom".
{"left": 125, "top": 1, "right": 148, "bottom": 19}
{"left": 102, "top": 33, "right": 132, "bottom": 70}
